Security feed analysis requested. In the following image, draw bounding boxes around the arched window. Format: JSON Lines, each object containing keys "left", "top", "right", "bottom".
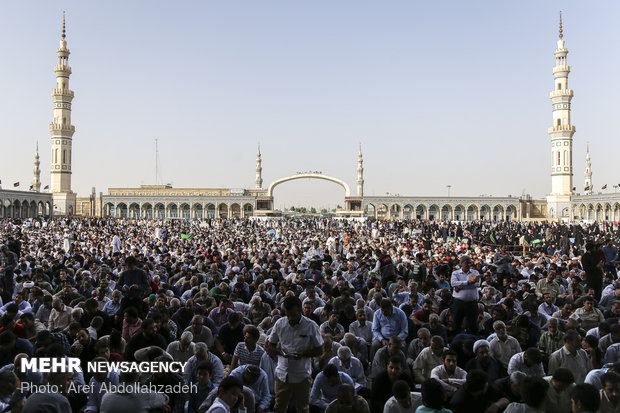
{"left": 556, "top": 119, "right": 561, "bottom": 126}
{"left": 54, "top": 149, "right": 58, "bottom": 163}
{"left": 557, "top": 83, "right": 561, "bottom": 90}
{"left": 564, "top": 150, "right": 568, "bottom": 165}
{"left": 557, "top": 152, "right": 561, "bottom": 165}
{"left": 62, "top": 150, "right": 66, "bottom": 164}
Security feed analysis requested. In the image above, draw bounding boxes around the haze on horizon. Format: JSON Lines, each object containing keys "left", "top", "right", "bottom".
{"left": 1, "top": 1, "right": 619, "bottom": 211}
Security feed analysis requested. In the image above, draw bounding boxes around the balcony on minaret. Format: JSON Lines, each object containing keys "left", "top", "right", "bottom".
{"left": 549, "top": 89, "right": 573, "bottom": 99}
{"left": 49, "top": 123, "right": 75, "bottom": 136}
{"left": 52, "top": 88, "right": 74, "bottom": 98}
{"left": 548, "top": 124, "right": 575, "bottom": 134}
{"left": 552, "top": 65, "right": 570, "bottom": 75}
{"left": 54, "top": 64, "right": 72, "bottom": 75}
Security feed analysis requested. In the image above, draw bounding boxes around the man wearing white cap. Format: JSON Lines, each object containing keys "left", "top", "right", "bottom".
{"left": 466, "top": 339, "right": 506, "bottom": 383}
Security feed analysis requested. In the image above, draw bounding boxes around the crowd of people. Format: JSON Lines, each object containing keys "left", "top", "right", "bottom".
{"left": 0, "top": 216, "right": 619, "bottom": 413}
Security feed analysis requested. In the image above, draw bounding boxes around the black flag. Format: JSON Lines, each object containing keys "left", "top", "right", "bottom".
{"left": 13, "top": 182, "right": 19, "bottom": 187}
{"left": 44, "top": 185, "right": 49, "bottom": 189}
{"left": 602, "top": 184, "right": 608, "bottom": 190}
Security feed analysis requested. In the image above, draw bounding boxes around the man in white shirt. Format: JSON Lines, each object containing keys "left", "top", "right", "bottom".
{"left": 538, "top": 293, "right": 560, "bottom": 320}
{"left": 413, "top": 336, "right": 446, "bottom": 383}
{"left": 328, "top": 346, "right": 366, "bottom": 390}
{"left": 489, "top": 320, "right": 522, "bottom": 369}
{"left": 383, "top": 380, "right": 422, "bottom": 413}
{"left": 507, "top": 348, "right": 545, "bottom": 378}
{"left": 306, "top": 241, "right": 324, "bottom": 261}
{"left": 430, "top": 349, "right": 467, "bottom": 397}
{"left": 268, "top": 296, "right": 323, "bottom": 413}
{"left": 205, "top": 376, "right": 247, "bottom": 413}
{"left": 48, "top": 298, "right": 73, "bottom": 332}
{"left": 348, "top": 310, "right": 373, "bottom": 346}
{"left": 450, "top": 255, "right": 480, "bottom": 335}
{"left": 166, "top": 331, "right": 195, "bottom": 363}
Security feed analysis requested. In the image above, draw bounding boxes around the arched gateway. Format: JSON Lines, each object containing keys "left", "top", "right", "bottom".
{"left": 267, "top": 173, "right": 351, "bottom": 197}
{"left": 254, "top": 173, "right": 362, "bottom": 217}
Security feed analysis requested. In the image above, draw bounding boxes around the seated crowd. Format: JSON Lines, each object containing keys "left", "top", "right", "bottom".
{"left": 0, "top": 217, "right": 618, "bottom": 413}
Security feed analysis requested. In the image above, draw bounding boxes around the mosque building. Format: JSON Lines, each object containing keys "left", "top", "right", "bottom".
{"left": 0, "top": 15, "right": 618, "bottom": 221}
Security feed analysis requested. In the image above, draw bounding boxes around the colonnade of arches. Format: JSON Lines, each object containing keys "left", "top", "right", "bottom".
{"left": 572, "top": 202, "right": 620, "bottom": 222}
{"left": 364, "top": 203, "right": 519, "bottom": 221}
{"left": 102, "top": 202, "right": 255, "bottom": 219}
{"left": 0, "top": 199, "right": 52, "bottom": 218}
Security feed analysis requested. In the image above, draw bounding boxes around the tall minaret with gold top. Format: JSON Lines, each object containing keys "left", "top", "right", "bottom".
{"left": 546, "top": 13, "right": 574, "bottom": 219}
{"left": 50, "top": 13, "right": 76, "bottom": 215}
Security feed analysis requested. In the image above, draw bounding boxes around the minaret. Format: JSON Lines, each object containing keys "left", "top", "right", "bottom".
{"left": 49, "top": 13, "right": 76, "bottom": 215}
{"left": 255, "top": 144, "right": 263, "bottom": 189}
{"left": 584, "top": 143, "right": 592, "bottom": 195}
{"left": 356, "top": 144, "right": 364, "bottom": 197}
{"left": 546, "top": 12, "right": 575, "bottom": 219}
{"left": 32, "top": 143, "right": 41, "bottom": 192}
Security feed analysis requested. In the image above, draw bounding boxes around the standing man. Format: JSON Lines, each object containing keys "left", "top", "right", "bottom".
{"left": 603, "top": 240, "right": 618, "bottom": 277}
{"left": 582, "top": 242, "right": 604, "bottom": 300}
{"left": 0, "top": 245, "right": 17, "bottom": 303}
{"left": 451, "top": 256, "right": 480, "bottom": 335}
{"left": 111, "top": 232, "right": 121, "bottom": 254}
{"left": 374, "top": 249, "right": 396, "bottom": 287}
{"left": 268, "top": 296, "right": 323, "bottom": 413}
{"left": 493, "top": 247, "right": 513, "bottom": 286}
{"left": 115, "top": 256, "right": 150, "bottom": 297}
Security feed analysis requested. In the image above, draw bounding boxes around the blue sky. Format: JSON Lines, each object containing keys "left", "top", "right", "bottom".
{"left": 2, "top": 1, "right": 619, "bottom": 209}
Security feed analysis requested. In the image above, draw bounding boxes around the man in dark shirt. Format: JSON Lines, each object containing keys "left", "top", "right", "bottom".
{"left": 79, "top": 298, "right": 111, "bottom": 336}
{"left": 116, "top": 256, "right": 150, "bottom": 297}
{"left": 303, "top": 301, "right": 321, "bottom": 326}
{"left": 465, "top": 340, "right": 506, "bottom": 384}
{"left": 582, "top": 242, "right": 604, "bottom": 300}
{"left": 0, "top": 245, "right": 18, "bottom": 302}
{"left": 450, "top": 370, "right": 509, "bottom": 413}
{"left": 73, "top": 328, "right": 97, "bottom": 381}
{"left": 493, "top": 371, "right": 525, "bottom": 404}
{"left": 0, "top": 330, "right": 33, "bottom": 366}
{"left": 146, "top": 355, "right": 185, "bottom": 413}
{"left": 215, "top": 312, "right": 244, "bottom": 365}
{"left": 370, "top": 355, "right": 413, "bottom": 413}
{"left": 124, "top": 318, "right": 167, "bottom": 361}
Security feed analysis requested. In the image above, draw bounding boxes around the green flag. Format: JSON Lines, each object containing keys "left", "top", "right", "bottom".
{"left": 180, "top": 233, "right": 193, "bottom": 239}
